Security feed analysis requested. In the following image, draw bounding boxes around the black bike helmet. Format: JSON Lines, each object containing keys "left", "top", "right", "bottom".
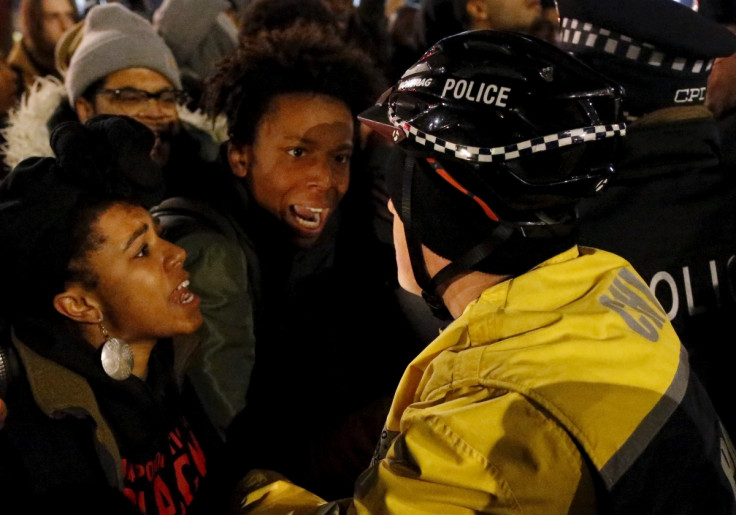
{"left": 359, "top": 30, "right": 626, "bottom": 315}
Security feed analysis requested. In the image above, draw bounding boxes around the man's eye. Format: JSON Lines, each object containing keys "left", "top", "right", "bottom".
{"left": 135, "top": 243, "right": 150, "bottom": 258}
{"left": 117, "top": 90, "right": 146, "bottom": 103}
{"left": 335, "top": 153, "right": 352, "bottom": 164}
{"left": 287, "top": 148, "right": 305, "bottom": 157}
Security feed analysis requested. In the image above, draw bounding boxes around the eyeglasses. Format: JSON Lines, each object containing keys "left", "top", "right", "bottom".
{"left": 96, "top": 87, "right": 189, "bottom": 108}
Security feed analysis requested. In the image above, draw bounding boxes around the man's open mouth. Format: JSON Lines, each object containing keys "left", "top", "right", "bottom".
{"left": 291, "top": 205, "right": 324, "bottom": 229}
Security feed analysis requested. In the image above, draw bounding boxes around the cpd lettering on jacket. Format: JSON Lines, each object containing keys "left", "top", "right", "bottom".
{"left": 600, "top": 268, "right": 666, "bottom": 342}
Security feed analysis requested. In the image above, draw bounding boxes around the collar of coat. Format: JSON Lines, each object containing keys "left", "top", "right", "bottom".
{"left": 11, "top": 329, "right": 124, "bottom": 488}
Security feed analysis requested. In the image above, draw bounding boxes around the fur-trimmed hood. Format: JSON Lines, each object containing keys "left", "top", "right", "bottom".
{"left": 1, "top": 76, "right": 227, "bottom": 172}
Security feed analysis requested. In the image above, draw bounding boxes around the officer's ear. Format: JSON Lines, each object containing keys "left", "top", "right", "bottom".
{"left": 466, "top": 0, "right": 489, "bottom": 22}
{"left": 228, "top": 141, "right": 253, "bottom": 178}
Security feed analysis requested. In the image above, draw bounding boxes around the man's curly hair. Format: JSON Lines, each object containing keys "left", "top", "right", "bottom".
{"left": 202, "top": 23, "right": 388, "bottom": 145}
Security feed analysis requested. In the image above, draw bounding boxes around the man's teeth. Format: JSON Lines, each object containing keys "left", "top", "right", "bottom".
{"left": 295, "top": 207, "right": 323, "bottom": 228}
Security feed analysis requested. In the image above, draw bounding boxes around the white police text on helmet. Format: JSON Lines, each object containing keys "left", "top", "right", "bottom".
{"left": 441, "top": 79, "right": 511, "bottom": 106}
{"left": 398, "top": 77, "right": 511, "bottom": 107}
{"left": 674, "top": 87, "right": 706, "bottom": 104}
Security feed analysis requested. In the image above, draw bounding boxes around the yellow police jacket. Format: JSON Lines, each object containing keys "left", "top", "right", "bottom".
{"left": 237, "top": 246, "right": 736, "bottom": 514}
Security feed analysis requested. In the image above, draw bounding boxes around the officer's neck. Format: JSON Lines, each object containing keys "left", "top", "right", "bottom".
{"left": 423, "top": 246, "right": 509, "bottom": 318}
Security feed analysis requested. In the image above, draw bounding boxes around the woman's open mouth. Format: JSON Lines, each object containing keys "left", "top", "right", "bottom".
{"left": 171, "top": 279, "right": 196, "bottom": 304}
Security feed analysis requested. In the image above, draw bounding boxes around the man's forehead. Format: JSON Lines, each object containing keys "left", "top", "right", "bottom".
{"left": 102, "top": 68, "right": 175, "bottom": 89}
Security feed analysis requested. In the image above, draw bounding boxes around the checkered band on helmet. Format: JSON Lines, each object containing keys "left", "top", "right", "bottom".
{"left": 387, "top": 105, "right": 627, "bottom": 164}
{"left": 559, "top": 17, "right": 714, "bottom": 75}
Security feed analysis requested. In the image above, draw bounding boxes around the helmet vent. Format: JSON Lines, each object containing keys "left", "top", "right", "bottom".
{"left": 595, "top": 178, "right": 609, "bottom": 191}
{"left": 540, "top": 66, "right": 554, "bottom": 82}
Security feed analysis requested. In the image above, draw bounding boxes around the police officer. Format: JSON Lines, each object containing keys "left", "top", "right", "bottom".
{"left": 231, "top": 30, "right": 736, "bottom": 514}
{"left": 559, "top": 0, "right": 736, "bottom": 439}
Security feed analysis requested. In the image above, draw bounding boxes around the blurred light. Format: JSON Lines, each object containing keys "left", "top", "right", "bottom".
{"left": 670, "top": 0, "right": 699, "bottom": 12}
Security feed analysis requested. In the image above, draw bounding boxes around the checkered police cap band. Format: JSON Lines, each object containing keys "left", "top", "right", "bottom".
{"left": 560, "top": 17, "right": 714, "bottom": 75}
{"left": 387, "top": 106, "right": 626, "bottom": 164}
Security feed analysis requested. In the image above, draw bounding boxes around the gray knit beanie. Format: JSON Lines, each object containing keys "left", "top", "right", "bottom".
{"left": 65, "top": 3, "right": 182, "bottom": 106}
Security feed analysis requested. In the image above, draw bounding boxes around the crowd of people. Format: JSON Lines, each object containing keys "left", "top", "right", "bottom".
{"left": 2, "top": 0, "right": 736, "bottom": 513}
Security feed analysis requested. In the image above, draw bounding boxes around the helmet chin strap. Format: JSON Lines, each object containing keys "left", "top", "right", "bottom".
{"left": 404, "top": 230, "right": 451, "bottom": 320}
{"left": 399, "top": 156, "right": 450, "bottom": 319}
{"left": 400, "top": 156, "right": 516, "bottom": 320}
{"left": 405, "top": 223, "right": 515, "bottom": 320}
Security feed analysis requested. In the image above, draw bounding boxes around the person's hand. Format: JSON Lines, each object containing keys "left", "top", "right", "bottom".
{"left": 0, "top": 398, "right": 7, "bottom": 430}
{"left": 706, "top": 24, "right": 736, "bottom": 119}
{"left": 706, "top": 53, "right": 736, "bottom": 119}
{"left": 232, "top": 469, "right": 328, "bottom": 513}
